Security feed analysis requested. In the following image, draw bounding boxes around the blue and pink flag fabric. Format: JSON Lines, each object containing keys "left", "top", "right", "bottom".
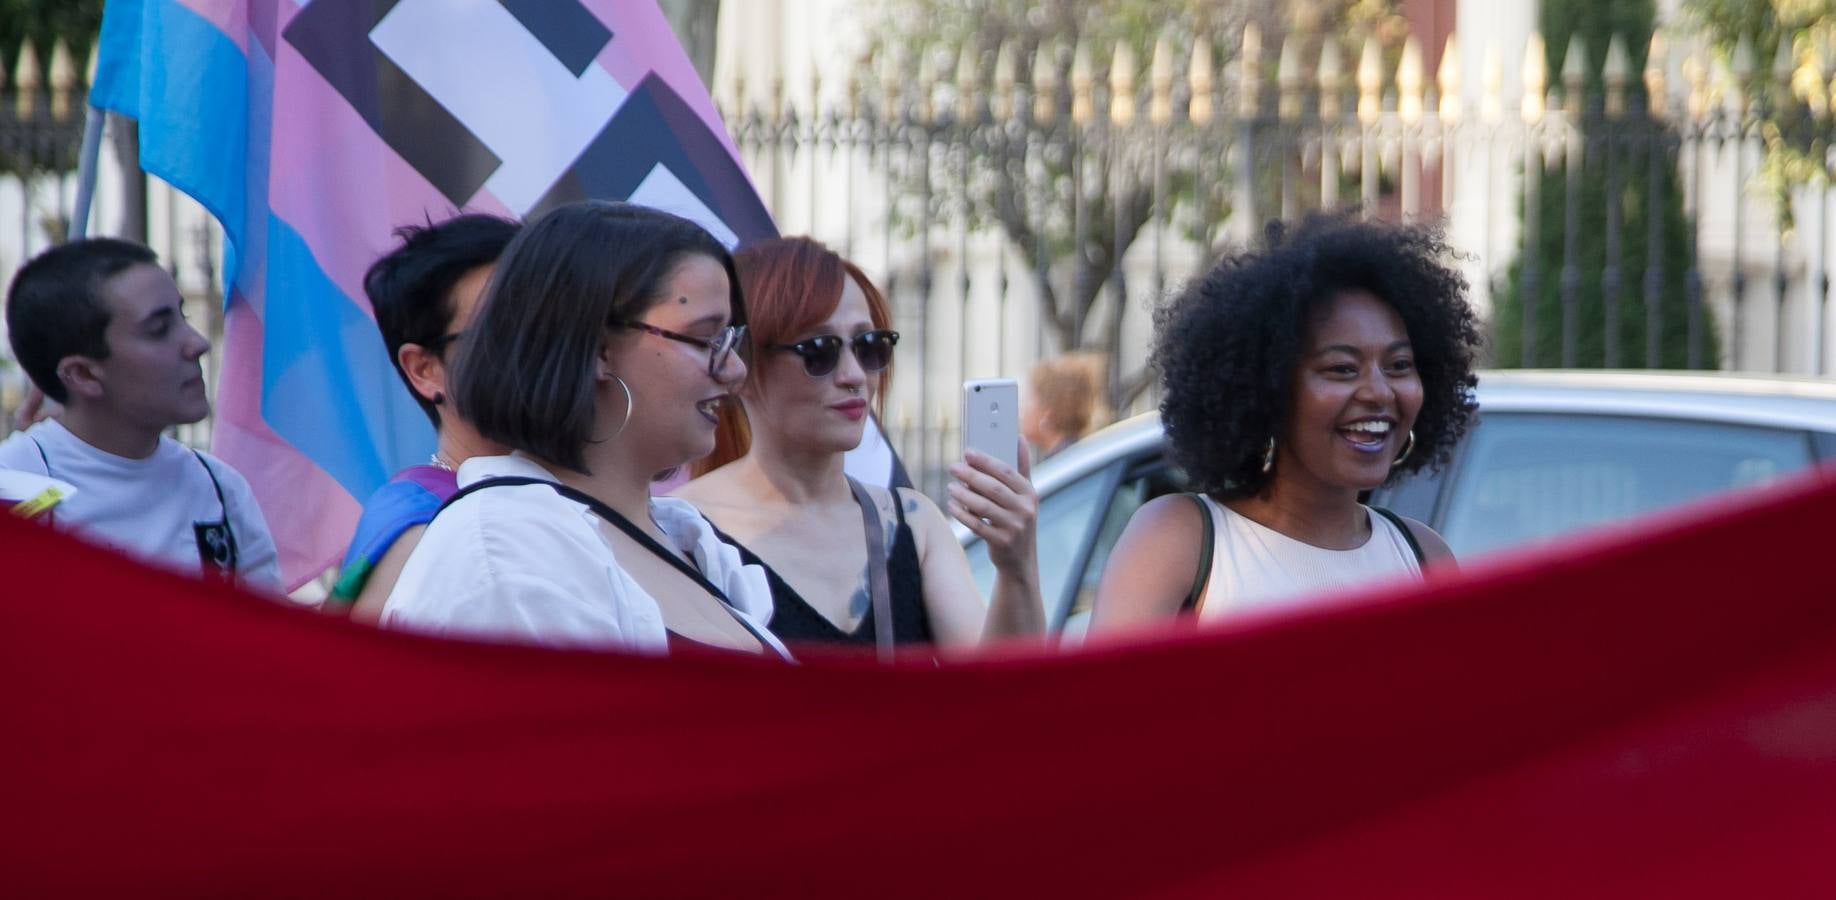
{"left": 89, "top": 0, "right": 780, "bottom": 588}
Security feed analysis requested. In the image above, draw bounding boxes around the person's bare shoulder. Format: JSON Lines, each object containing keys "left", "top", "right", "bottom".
{"left": 670, "top": 464, "right": 741, "bottom": 509}
{"left": 1399, "top": 515, "right": 1456, "bottom": 569}
{"left": 1090, "top": 493, "right": 1211, "bottom": 631}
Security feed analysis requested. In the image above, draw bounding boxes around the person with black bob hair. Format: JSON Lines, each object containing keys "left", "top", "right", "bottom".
{"left": 327, "top": 214, "right": 519, "bottom": 620}
{"left": 1091, "top": 214, "right": 1480, "bottom": 631}
{"left": 381, "top": 201, "right": 789, "bottom": 658}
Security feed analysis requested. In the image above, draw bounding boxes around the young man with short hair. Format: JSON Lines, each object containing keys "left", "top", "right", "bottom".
{"left": 328, "top": 215, "right": 518, "bottom": 619}
{"left": 0, "top": 238, "right": 280, "bottom": 588}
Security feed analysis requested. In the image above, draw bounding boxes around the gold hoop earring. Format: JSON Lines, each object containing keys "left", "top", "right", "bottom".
{"left": 1260, "top": 436, "right": 1276, "bottom": 475}
{"left": 1392, "top": 428, "right": 1416, "bottom": 467}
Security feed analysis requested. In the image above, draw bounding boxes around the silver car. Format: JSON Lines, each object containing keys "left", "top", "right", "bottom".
{"left": 961, "top": 371, "right": 1836, "bottom": 633}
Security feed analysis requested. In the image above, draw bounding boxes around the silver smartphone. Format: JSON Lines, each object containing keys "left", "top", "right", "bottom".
{"left": 961, "top": 378, "right": 1021, "bottom": 472}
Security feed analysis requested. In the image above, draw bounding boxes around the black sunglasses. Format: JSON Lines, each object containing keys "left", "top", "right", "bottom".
{"left": 771, "top": 329, "right": 899, "bottom": 378}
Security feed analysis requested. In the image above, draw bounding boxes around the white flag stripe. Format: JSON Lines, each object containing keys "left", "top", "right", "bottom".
{"left": 627, "top": 163, "right": 743, "bottom": 249}
{"left": 371, "top": 0, "right": 628, "bottom": 215}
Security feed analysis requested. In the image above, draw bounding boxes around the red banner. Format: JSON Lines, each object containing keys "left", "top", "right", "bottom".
{"left": 4, "top": 468, "right": 1836, "bottom": 897}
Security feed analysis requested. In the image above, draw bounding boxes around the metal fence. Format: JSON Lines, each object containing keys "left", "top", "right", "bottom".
{"left": 7, "top": 26, "right": 1836, "bottom": 498}
{"left": 723, "top": 24, "right": 1836, "bottom": 495}
{"left": 0, "top": 38, "right": 224, "bottom": 448}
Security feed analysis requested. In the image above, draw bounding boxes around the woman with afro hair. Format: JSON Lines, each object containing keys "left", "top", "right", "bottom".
{"left": 1091, "top": 215, "right": 1481, "bottom": 630}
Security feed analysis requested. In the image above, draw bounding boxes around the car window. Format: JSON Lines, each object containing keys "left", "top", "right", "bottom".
{"left": 1057, "top": 459, "right": 1189, "bottom": 641}
{"left": 1439, "top": 413, "right": 1814, "bottom": 558}
{"left": 964, "top": 460, "right": 1121, "bottom": 626}
{"left": 1368, "top": 457, "right": 1446, "bottom": 523}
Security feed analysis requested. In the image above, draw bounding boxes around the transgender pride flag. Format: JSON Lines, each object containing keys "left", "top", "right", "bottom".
{"left": 90, "top": 0, "right": 778, "bottom": 589}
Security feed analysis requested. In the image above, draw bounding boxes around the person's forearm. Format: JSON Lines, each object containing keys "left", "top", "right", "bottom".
{"left": 983, "top": 564, "right": 1044, "bottom": 638}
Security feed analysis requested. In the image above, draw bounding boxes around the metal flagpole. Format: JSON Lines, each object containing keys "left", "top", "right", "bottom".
{"left": 68, "top": 106, "right": 107, "bottom": 240}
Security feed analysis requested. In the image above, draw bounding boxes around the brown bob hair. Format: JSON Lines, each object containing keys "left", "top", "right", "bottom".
{"left": 694, "top": 236, "right": 893, "bottom": 475}
{"left": 452, "top": 200, "right": 745, "bottom": 474}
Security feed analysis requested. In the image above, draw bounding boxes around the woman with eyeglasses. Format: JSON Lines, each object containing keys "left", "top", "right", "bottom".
{"left": 675, "top": 236, "right": 1044, "bottom": 655}
{"left": 382, "top": 201, "right": 790, "bottom": 658}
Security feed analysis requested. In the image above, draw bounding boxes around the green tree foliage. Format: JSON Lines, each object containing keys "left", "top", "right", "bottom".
{"left": 1494, "top": 0, "right": 1712, "bottom": 369}
{"left": 868, "top": 0, "right": 1403, "bottom": 404}
{"left": 1683, "top": 0, "right": 1836, "bottom": 213}
{"left": 0, "top": 0, "right": 103, "bottom": 69}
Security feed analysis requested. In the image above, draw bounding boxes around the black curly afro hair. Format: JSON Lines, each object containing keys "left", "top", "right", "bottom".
{"left": 1154, "top": 214, "right": 1482, "bottom": 499}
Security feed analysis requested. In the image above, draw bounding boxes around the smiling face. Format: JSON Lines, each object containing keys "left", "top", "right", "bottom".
{"left": 1275, "top": 288, "right": 1423, "bottom": 494}
{"left": 608, "top": 253, "right": 747, "bottom": 470}
{"left": 79, "top": 263, "right": 212, "bottom": 429}
{"left": 742, "top": 273, "right": 880, "bottom": 455}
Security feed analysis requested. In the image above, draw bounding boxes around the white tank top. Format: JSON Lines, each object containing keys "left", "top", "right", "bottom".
{"left": 1195, "top": 495, "right": 1423, "bottom": 620}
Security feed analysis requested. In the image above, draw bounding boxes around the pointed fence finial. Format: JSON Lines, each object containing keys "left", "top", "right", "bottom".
{"left": 956, "top": 43, "right": 979, "bottom": 122}
{"left": 1111, "top": 40, "right": 1137, "bottom": 125}
{"left": 1149, "top": 32, "right": 1174, "bottom": 124}
{"left": 1773, "top": 32, "right": 1797, "bottom": 109}
{"left": 1238, "top": 22, "right": 1263, "bottom": 118}
{"left": 1189, "top": 38, "right": 1214, "bottom": 124}
{"left": 1318, "top": 37, "right": 1345, "bottom": 119}
{"left": 1034, "top": 40, "right": 1059, "bottom": 125}
{"left": 1398, "top": 36, "right": 1425, "bottom": 123}
{"left": 15, "top": 42, "right": 41, "bottom": 119}
{"left": 1277, "top": 33, "right": 1304, "bottom": 120}
{"left": 1732, "top": 32, "right": 1756, "bottom": 83}
{"left": 877, "top": 42, "right": 904, "bottom": 122}
{"left": 1644, "top": 33, "right": 1668, "bottom": 118}
{"left": 1438, "top": 34, "right": 1462, "bottom": 122}
{"left": 914, "top": 47, "right": 939, "bottom": 124}
{"left": 1682, "top": 49, "right": 1707, "bottom": 119}
{"left": 991, "top": 40, "right": 1017, "bottom": 121}
{"left": 1357, "top": 35, "right": 1383, "bottom": 123}
{"left": 47, "top": 40, "right": 76, "bottom": 120}
{"left": 1071, "top": 38, "right": 1094, "bottom": 124}
{"left": 1522, "top": 32, "right": 1547, "bottom": 122}
{"left": 1560, "top": 33, "right": 1588, "bottom": 113}
{"left": 1603, "top": 34, "right": 1631, "bottom": 116}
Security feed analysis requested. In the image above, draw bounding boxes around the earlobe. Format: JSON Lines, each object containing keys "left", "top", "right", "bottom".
{"left": 396, "top": 344, "right": 447, "bottom": 406}
{"left": 55, "top": 357, "right": 105, "bottom": 401}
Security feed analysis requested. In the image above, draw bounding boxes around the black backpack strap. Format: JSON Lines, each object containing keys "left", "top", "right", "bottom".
{"left": 1371, "top": 506, "right": 1427, "bottom": 565}
{"left": 1179, "top": 493, "right": 1215, "bottom": 615}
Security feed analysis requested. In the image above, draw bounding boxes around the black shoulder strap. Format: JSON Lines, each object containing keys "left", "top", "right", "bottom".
{"left": 847, "top": 476, "right": 895, "bottom": 662}
{"left": 190, "top": 450, "right": 230, "bottom": 516}
{"left": 442, "top": 476, "right": 732, "bottom": 603}
{"left": 1180, "top": 493, "right": 1215, "bottom": 614}
{"left": 437, "top": 476, "right": 788, "bottom": 657}
{"left": 1371, "top": 506, "right": 1428, "bottom": 565}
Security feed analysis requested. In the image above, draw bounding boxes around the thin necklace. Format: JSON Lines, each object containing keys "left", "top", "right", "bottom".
{"left": 430, "top": 453, "right": 455, "bottom": 472}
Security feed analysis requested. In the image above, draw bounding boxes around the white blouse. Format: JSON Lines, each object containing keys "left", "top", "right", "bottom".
{"left": 382, "top": 453, "right": 786, "bottom": 657}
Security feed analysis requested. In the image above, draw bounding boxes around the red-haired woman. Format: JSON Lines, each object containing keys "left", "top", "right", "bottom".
{"left": 675, "top": 236, "right": 1043, "bottom": 654}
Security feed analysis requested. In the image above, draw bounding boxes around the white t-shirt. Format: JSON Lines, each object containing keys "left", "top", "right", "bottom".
{"left": 382, "top": 453, "right": 787, "bottom": 657}
{"left": 0, "top": 420, "right": 281, "bottom": 589}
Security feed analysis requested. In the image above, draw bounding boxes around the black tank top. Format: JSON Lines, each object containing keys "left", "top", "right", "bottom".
{"left": 720, "top": 497, "right": 931, "bottom": 646}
